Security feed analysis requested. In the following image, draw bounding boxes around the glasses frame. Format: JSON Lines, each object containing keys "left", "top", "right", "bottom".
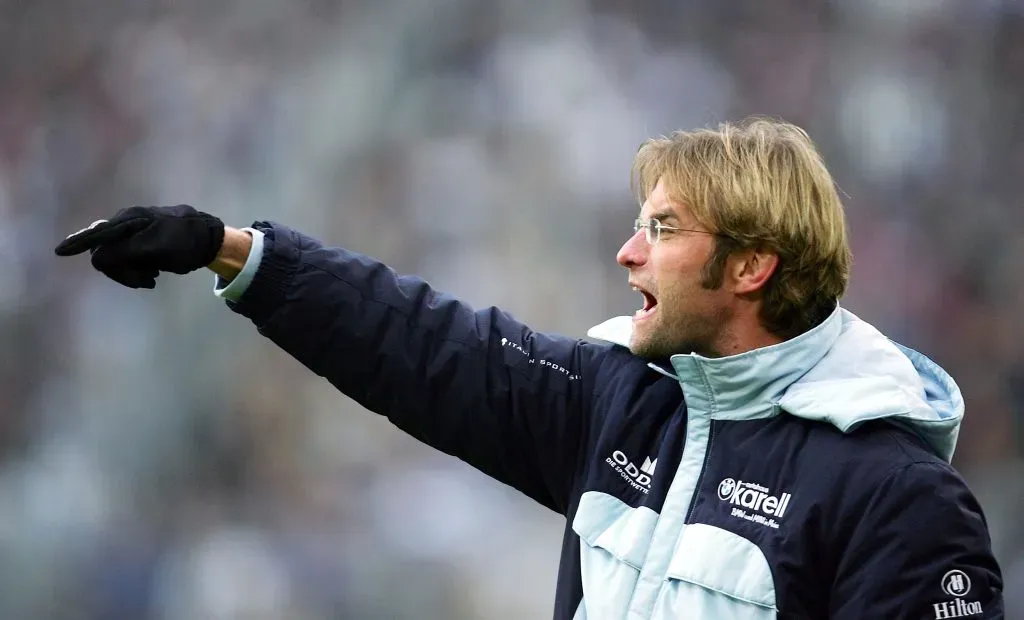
{"left": 633, "top": 217, "right": 718, "bottom": 245}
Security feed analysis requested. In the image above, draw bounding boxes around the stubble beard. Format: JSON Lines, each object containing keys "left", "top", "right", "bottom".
{"left": 630, "top": 310, "right": 701, "bottom": 360}
{"left": 630, "top": 300, "right": 724, "bottom": 360}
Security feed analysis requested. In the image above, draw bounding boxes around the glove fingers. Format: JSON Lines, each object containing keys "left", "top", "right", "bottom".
{"left": 90, "top": 241, "right": 148, "bottom": 272}
{"left": 104, "top": 268, "right": 158, "bottom": 289}
{"left": 55, "top": 216, "right": 149, "bottom": 256}
{"left": 91, "top": 244, "right": 159, "bottom": 289}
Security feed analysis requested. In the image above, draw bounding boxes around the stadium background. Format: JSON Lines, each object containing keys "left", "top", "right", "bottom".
{"left": 1, "top": 0, "right": 1022, "bottom": 617}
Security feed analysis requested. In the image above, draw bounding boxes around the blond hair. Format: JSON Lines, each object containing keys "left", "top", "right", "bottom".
{"left": 632, "top": 117, "right": 851, "bottom": 338}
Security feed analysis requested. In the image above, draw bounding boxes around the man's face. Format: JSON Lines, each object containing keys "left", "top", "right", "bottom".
{"left": 616, "top": 178, "right": 731, "bottom": 359}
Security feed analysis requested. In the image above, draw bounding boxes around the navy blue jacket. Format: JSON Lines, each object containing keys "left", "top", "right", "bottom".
{"left": 219, "top": 222, "right": 1004, "bottom": 619}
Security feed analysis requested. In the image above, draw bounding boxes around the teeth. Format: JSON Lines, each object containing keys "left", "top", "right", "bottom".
{"left": 635, "top": 306, "right": 656, "bottom": 318}
{"left": 632, "top": 285, "right": 656, "bottom": 318}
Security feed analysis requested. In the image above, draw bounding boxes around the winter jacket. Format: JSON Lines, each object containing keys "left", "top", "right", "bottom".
{"left": 215, "top": 222, "right": 1004, "bottom": 619}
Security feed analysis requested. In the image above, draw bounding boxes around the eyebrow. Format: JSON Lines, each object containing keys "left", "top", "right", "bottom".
{"left": 642, "top": 209, "right": 681, "bottom": 225}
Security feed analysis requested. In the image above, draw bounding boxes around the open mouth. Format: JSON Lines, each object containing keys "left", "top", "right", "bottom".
{"left": 632, "top": 284, "right": 658, "bottom": 320}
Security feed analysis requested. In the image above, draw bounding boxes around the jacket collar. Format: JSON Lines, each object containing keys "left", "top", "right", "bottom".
{"left": 587, "top": 305, "right": 965, "bottom": 460}
{"left": 587, "top": 305, "right": 843, "bottom": 419}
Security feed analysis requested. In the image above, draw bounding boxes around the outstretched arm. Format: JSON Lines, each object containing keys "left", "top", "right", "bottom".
{"left": 56, "top": 208, "right": 606, "bottom": 514}
{"left": 217, "top": 221, "right": 605, "bottom": 513}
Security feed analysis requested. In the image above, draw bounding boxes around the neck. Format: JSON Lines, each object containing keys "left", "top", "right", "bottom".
{"left": 711, "top": 330, "right": 785, "bottom": 357}
{"left": 706, "top": 311, "right": 785, "bottom": 358}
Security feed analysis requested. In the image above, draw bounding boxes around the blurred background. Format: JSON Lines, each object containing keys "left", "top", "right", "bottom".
{"left": 1, "top": 0, "right": 1022, "bottom": 618}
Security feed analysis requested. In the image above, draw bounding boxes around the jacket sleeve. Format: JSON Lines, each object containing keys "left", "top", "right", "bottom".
{"left": 829, "top": 461, "right": 1004, "bottom": 619}
{"left": 223, "top": 221, "right": 608, "bottom": 514}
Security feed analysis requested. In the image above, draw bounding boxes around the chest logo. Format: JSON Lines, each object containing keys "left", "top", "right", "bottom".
{"left": 717, "top": 478, "right": 791, "bottom": 529}
{"left": 606, "top": 450, "right": 657, "bottom": 494}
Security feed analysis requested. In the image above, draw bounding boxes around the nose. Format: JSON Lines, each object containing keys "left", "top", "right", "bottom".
{"left": 616, "top": 229, "right": 649, "bottom": 269}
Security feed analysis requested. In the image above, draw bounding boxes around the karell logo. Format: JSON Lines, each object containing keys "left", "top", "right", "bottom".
{"left": 605, "top": 450, "right": 657, "bottom": 495}
{"left": 718, "top": 478, "right": 791, "bottom": 529}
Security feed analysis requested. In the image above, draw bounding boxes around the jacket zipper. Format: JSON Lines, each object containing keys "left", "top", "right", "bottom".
{"left": 683, "top": 418, "right": 716, "bottom": 523}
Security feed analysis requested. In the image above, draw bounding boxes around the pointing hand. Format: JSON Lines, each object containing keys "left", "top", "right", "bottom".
{"left": 55, "top": 205, "right": 225, "bottom": 289}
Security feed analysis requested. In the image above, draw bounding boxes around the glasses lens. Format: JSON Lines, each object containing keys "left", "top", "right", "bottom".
{"left": 633, "top": 219, "right": 657, "bottom": 244}
{"left": 648, "top": 221, "right": 658, "bottom": 244}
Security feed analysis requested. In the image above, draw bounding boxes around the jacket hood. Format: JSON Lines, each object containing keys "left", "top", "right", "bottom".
{"left": 587, "top": 307, "right": 964, "bottom": 462}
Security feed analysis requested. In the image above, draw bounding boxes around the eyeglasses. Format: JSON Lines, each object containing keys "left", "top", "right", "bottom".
{"left": 633, "top": 218, "right": 718, "bottom": 245}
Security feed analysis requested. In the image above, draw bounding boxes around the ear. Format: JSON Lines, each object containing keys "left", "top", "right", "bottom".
{"left": 727, "top": 247, "right": 779, "bottom": 295}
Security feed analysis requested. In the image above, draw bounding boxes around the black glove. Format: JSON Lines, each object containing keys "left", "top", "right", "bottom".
{"left": 54, "top": 205, "right": 225, "bottom": 289}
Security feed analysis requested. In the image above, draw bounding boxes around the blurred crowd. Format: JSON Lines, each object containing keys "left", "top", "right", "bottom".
{"left": 1, "top": 0, "right": 1022, "bottom": 618}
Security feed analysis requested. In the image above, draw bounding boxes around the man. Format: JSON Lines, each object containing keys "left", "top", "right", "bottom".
{"left": 56, "top": 118, "right": 1004, "bottom": 618}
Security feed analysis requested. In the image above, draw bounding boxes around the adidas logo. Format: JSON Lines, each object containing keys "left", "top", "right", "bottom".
{"left": 606, "top": 450, "right": 657, "bottom": 494}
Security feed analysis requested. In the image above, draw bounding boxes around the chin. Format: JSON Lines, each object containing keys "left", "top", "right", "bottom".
{"left": 626, "top": 336, "right": 646, "bottom": 357}
{"left": 628, "top": 337, "right": 664, "bottom": 361}
{"left": 630, "top": 327, "right": 699, "bottom": 360}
